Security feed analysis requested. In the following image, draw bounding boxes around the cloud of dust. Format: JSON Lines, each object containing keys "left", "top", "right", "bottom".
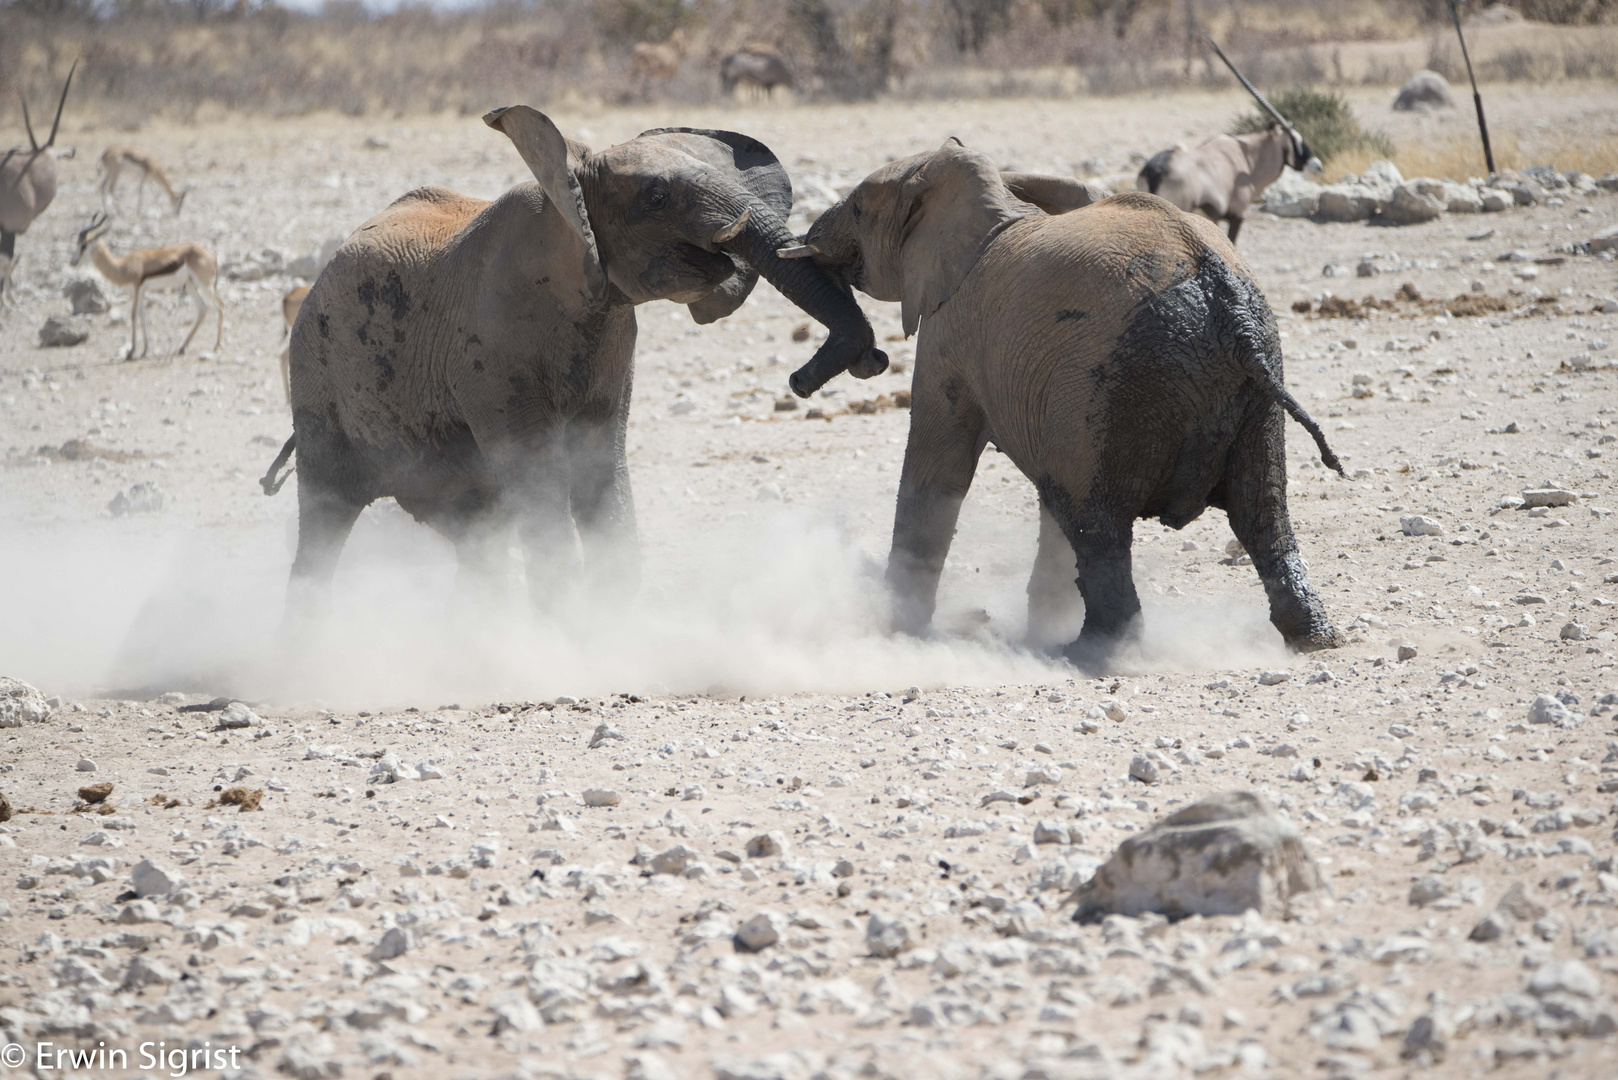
{"left": 0, "top": 498, "right": 1294, "bottom": 707}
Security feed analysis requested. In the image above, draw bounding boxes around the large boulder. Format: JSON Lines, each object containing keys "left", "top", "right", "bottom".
{"left": 1261, "top": 170, "right": 1320, "bottom": 217}
{"left": 1394, "top": 70, "right": 1455, "bottom": 111}
{"left": 1316, "top": 185, "right": 1381, "bottom": 222}
{"left": 1070, "top": 790, "right": 1323, "bottom": 922}
{"left": 1381, "top": 182, "right": 1446, "bottom": 225}
{"left": 0, "top": 676, "right": 51, "bottom": 727}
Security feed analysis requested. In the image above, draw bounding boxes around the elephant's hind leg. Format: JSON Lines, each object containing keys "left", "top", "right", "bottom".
{"left": 1041, "top": 486, "right": 1142, "bottom": 671}
{"left": 1225, "top": 411, "right": 1339, "bottom": 651}
{"left": 1025, "top": 502, "right": 1084, "bottom": 649}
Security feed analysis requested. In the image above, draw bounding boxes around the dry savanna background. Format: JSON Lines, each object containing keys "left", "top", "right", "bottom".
{"left": 3, "top": 1, "right": 1618, "bottom": 1079}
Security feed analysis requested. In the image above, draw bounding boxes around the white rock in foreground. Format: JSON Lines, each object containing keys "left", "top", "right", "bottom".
{"left": 0, "top": 676, "right": 51, "bottom": 727}
{"left": 1070, "top": 790, "right": 1322, "bottom": 922}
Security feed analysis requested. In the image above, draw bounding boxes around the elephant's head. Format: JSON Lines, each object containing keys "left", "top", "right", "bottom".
{"left": 483, "top": 107, "right": 884, "bottom": 385}
{"left": 780, "top": 139, "right": 1096, "bottom": 396}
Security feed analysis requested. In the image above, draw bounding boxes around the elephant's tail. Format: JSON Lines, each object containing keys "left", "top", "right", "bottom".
{"left": 1245, "top": 357, "right": 1344, "bottom": 476}
{"left": 260, "top": 434, "right": 296, "bottom": 495}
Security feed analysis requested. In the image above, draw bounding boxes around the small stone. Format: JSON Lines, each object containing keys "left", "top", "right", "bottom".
{"left": 1258, "top": 670, "right": 1290, "bottom": 686}
{"left": 650, "top": 844, "right": 700, "bottom": 875}
{"left": 865, "top": 911, "right": 916, "bottom": 958}
{"left": 63, "top": 278, "right": 110, "bottom": 314}
{"left": 588, "top": 722, "right": 625, "bottom": 748}
{"left": 1528, "top": 694, "right": 1583, "bottom": 728}
{"left": 1521, "top": 488, "right": 1577, "bottom": 508}
{"left": 130, "top": 859, "right": 180, "bottom": 898}
{"left": 77, "top": 782, "right": 113, "bottom": 804}
{"left": 0, "top": 676, "right": 52, "bottom": 727}
{"left": 1034, "top": 819, "right": 1072, "bottom": 844}
{"left": 1527, "top": 959, "right": 1600, "bottom": 999}
{"left": 1025, "top": 766, "right": 1063, "bottom": 787}
{"left": 1560, "top": 621, "right": 1589, "bottom": 641}
{"left": 1394, "top": 70, "right": 1454, "bottom": 110}
{"left": 216, "top": 701, "right": 260, "bottom": 729}
{"left": 1470, "top": 882, "right": 1546, "bottom": 941}
{"left": 745, "top": 831, "right": 785, "bottom": 858}
{"left": 1397, "top": 644, "right": 1418, "bottom": 661}
{"left": 1129, "top": 751, "right": 1176, "bottom": 786}
{"left": 582, "top": 789, "right": 621, "bottom": 807}
{"left": 734, "top": 911, "right": 783, "bottom": 952}
{"left": 1400, "top": 514, "right": 1445, "bottom": 536}
{"left": 75, "top": 758, "right": 97, "bottom": 772}
{"left": 1409, "top": 875, "right": 1449, "bottom": 906}
{"left": 108, "top": 481, "right": 164, "bottom": 517}
{"left": 39, "top": 315, "right": 89, "bottom": 347}
{"left": 370, "top": 926, "right": 413, "bottom": 961}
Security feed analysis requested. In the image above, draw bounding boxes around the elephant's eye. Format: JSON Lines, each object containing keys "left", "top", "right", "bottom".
{"left": 849, "top": 201, "right": 863, "bottom": 223}
{"left": 642, "top": 184, "right": 669, "bottom": 213}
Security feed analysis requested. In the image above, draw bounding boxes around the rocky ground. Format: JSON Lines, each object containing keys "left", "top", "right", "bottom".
{"left": 2, "top": 85, "right": 1618, "bottom": 1080}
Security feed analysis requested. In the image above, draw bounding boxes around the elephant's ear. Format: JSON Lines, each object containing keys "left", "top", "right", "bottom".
{"left": 897, "top": 139, "right": 1026, "bottom": 338}
{"left": 637, "top": 127, "right": 791, "bottom": 324}
{"left": 1000, "top": 172, "right": 1105, "bottom": 216}
{"left": 484, "top": 106, "right": 606, "bottom": 303}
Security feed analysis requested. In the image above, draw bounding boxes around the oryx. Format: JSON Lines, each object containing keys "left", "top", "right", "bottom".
{"left": 1136, "top": 39, "right": 1321, "bottom": 243}
{"left": 0, "top": 63, "right": 76, "bottom": 302}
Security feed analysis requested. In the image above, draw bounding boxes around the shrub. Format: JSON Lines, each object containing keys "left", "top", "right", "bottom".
{"left": 1229, "top": 88, "right": 1394, "bottom": 164}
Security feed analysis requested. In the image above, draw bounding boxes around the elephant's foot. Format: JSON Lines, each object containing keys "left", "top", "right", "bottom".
{"left": 1059, "top": 620, "right": 1143, "bottom": 676}
{"left": 1285, "top": 624, "right": 1342, "bottom": 653}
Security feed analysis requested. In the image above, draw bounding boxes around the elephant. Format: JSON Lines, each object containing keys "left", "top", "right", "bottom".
{"left": 262, "top": 106, "right": 886, "bottom": 617}
{"left": 782, "top": 139, "right": 1343, "bottom": 667}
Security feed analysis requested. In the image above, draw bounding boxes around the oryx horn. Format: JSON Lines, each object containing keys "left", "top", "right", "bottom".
{"left": 1204, "top": 35, "right": 1292, "bottom": 131}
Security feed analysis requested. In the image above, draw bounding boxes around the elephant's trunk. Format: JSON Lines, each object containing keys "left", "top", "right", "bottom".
{"left": 708, "top": 186, "right": 887, "bottom": 398}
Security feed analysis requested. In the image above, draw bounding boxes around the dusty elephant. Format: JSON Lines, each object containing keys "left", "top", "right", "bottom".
{"left": 785, "top": 139, "right": 1342, "bottom": 667}
{"left": 263, "top": 106, "right": 884, "bottom": 615}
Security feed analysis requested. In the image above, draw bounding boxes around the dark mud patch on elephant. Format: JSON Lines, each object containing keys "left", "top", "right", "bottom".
{"left": 379, "top": 271, "right": 410, "bottom": 321}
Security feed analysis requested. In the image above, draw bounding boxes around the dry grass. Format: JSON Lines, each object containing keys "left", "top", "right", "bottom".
{"left": 1324, "top": 133, "right": 1618, "bottom": 182}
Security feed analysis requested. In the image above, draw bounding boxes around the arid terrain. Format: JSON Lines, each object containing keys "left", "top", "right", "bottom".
{"left": 1, "top": 82, "right": 1617, "bottom": 1080}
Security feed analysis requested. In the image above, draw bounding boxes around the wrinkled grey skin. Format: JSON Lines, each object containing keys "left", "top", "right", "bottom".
{"left": 270, "top": 107, "right": 883, "bottom": 617}
{"left": 798, "top": 139, "right": 1343, "bottom": 669}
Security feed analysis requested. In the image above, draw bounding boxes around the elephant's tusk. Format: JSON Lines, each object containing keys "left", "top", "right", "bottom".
{"left": 711, "top": 208, "right": 751, "bottom": 244}
{"left": 775, "top": 243, "right": 820, "bottom": 259}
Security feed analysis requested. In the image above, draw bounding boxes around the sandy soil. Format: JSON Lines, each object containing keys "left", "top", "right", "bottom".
{"left": 1, "top": 84, "right": 1617, "bottom": 1080}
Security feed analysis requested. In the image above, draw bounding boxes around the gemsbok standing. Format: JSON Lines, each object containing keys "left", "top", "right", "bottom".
{"left": 98, "top": 146, "right": 188, "bottom": 215}
{"left": 1135, "top": 38, "right": 1320, "bottom": 243}
{"left": 71, "top": 212, "right": 224, "bottom": 360}
{"left": 0, "top": 62, "right": 76, "bottom": 304}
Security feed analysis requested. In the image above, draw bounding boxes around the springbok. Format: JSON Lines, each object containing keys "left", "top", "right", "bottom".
{"left": 278, "top": 284, "right": 311, "bottom": 402}
{"left": 71, "top": 212, "right": 224, "bottom": 360}
{"left": 0, "top": 62, "right": 76, "bottom": 304}
{"left": 98, "top": 146, "right": 188, "bottom": 215}
{"left": 1135, "top": 38, "right": 1320, "bottom": 243}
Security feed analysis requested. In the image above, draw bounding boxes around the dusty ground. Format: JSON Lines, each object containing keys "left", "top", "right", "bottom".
{"left": 1, "top": 83, "right": 1617, "bottom": 1080}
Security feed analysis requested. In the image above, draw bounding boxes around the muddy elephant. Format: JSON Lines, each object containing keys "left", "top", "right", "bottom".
{"left": 263, "top": 107, "right": 884, "bottom": 615}
{"left": 784, "top": 139, "right": 1342, "bottom": 667}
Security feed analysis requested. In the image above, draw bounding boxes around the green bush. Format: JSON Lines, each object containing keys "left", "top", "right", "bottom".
{"left": 1229, "top": 89, "right": 1395, "bottom": 164}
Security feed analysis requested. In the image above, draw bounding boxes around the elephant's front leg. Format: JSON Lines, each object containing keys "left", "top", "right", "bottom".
{"left": 1025, "top": 502, "right": 1083, "bottom": 649}
{"left": 1226, "top": 411, "right": 1339, "bottom": 651}
{"left": 566, "top": 405, "right": 640, "bottom": 609}
{"left": 501, "top": 432, "right": 582, "bottom": 616}
{"left": 886, "top": 377, "right": 986, "bottom": 636}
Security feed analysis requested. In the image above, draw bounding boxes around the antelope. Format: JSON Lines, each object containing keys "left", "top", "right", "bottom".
{"left": 0, "top": 252, "right": 19, "bottom": 310}
{"left": 720, "top": 47, "right": 794, "bottom": 100}
{"left": 71, "top": 212, "right": 224, "bottom": 360}
{"left": 98, "top": 146, "right": 188, "bottom": 215}
{"left": 0, "top": 62, "right": 76, "bottom": 304}
{"left": 631, "top": 29, "right": 689, "bottom": 88}
{"left": 278, "top": 284, "right": 311, "bottom": 403}
{"left": 1135, "top": 37, "right": 1320, "bottom": 244}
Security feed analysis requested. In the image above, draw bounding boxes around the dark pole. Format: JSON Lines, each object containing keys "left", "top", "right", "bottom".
{"left": 1447, "top": 0, "right": 1496, "bottom": 175}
